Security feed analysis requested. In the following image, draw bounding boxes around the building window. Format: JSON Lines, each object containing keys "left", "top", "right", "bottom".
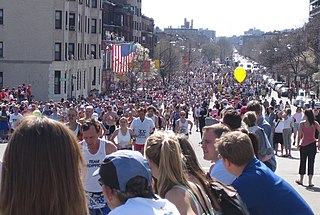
{"left": 65, "top": 43, "right": 68, "bottom": 60}
{"left": 0, "top": 72, "right": 3, "bottom": 89}
{"left": 64, "top": 72, "right": 67, "bottom": 94}
{"left": 0, "top": 41, "right": 3, "bottom": 58}
{"left": 85, "top": 16, "right": 87, "bottom": 33}
{"left": 99, "top": 19, "right": 101, "bottom": 34}
{"left": 54, "top": 71, "right": 61, "bottom": 94}
{"left": 77, "top": 71, "right": 79, "bottom": 90}
{"left": 91, "top": 18, "right": 96, "bottom": 33}
{"left": 98, "top": 44, "right": 101, "bottom": 59}
{"left": 98, "top": 69, "right": 100, "bottom": 85}
{"left": 91, "top": 0, "right": 97, "bottom": 8}
{"left": 91, "top": 44, "right": 96, "bottom": 59}
{"left": 69, "top": 13, "right": 75, "bottom": 31}
{"left": 83, "top": 70, "right": 86, "bottom": 89}
{"left": 79, "top": 70, "right": 81, "bottom": 89}
{"left": 55, "top": 10, "right": 62, "bottom": 29}
{"left": 92, "top": 67, "right": 96, "bottom": 86}
{"left": 68, "top": 43, "right": 75, "bottom": 60}
{"left": 77, "top": 43, "right": 80, "bottom": 60}
{"left": 65, "top": 11, "right": 68, "bottom": 30}
{"left": 87, "top": 18, "right": 90, "bottom": 33}
{"left": 78, "top": 14, "right": 81, "bottom": 31}
{"left": 54, "top": 43, "right": 61, "bottom": 61}
{"left": 0, "top": 9, "right": 4, "bottom": 25}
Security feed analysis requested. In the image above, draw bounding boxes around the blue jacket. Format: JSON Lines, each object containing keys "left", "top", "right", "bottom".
{"left": 232, "top": 158, "right": 314, "bottom": 215}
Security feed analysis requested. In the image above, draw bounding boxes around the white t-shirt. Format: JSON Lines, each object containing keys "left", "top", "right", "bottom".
{"left": 9, "top": 113, "right": 23, "bottom": 130}
{"left": 109, "top": 196, "right": 180, "bottom": 215}
{"left": 130, "top": 117, "right": 155, "bottom": 145}
{"left": 283, "top": 116, "right": 293, "bottom": 129}
{"left": 210, "top": 159, "right": 237, "bottom": 185}
{"left": 273, "top": 120, "right": 284, "bottom": 133}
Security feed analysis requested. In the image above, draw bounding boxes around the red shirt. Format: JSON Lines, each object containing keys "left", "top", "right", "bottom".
{"left": 301, "top": 122, "right": 317, "bottom": 146}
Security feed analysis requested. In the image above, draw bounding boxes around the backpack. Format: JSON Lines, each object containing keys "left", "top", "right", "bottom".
{"left": 255, "top": 128, "right": 277, "bottom": 172}
{"left": 206, "top": 180, "right": 250, "bottom": 215}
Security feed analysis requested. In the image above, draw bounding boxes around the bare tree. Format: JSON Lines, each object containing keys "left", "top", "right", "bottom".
{"left": 154, "top": 40, "right": 181, "bottom": 85}
{"left": 201, "top": 42, "right": 220, "bottom": 65}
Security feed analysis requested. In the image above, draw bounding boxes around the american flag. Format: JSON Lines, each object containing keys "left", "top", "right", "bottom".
{"left": 112, "top": 44, "right": 136, "bottom": 74}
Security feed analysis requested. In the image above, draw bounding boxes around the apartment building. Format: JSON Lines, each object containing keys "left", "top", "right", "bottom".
{"left": 0, "top": 0, "right": 103, "bottom": 101}
{"left": 310, "top": 0, "right": 320, "bottom": 17}
{"left": 129, "top": 0, "right": 142, "bottom": 43}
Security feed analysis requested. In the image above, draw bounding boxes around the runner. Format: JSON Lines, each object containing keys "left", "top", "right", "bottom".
{"left": 175, "top": 110, "right": 193, "bottom": 137}
{"left": 130, "top": 107, "right": 155, "bottom": 154}
{"left": 109, "top": 117, "right": 135, "bottom": 150}
{"left": 81, "top": 118, "right": 117, "bottom": 214}
{"left": 103, "top": 105, "right": 118, "bottom": 140}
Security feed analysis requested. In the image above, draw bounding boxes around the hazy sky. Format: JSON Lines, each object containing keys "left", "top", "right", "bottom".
{"left": 142, "top": 0, "right": 310, "bottom": 37}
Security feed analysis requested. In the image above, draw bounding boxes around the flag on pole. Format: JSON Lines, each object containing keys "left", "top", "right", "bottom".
{"left": 112, "top": 43, "right": 136, "bottom": 74}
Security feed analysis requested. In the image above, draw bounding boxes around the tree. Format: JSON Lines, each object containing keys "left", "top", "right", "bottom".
{"left": 217, "top": 37, "right": 232, "bottom": 63}
{"left": 154, "top": 40, "right": 181, "bottom": 85}
{"left": 124, "top": 43, "right": 151, "bottom": 93}
{"left": 201, "top": 42, "right": 220, "bottom": 65}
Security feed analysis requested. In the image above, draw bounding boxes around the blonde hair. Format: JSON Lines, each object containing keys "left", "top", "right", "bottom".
{"left": 0, "top": 115, "right": 88, "bottom": 215}
{"left": 145, "top": 131, "right": 189, "bottom": 198}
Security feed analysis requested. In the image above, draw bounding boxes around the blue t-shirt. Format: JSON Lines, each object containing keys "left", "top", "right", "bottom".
{"left": 232, "top": 158, "right": 314, "bottom": 215}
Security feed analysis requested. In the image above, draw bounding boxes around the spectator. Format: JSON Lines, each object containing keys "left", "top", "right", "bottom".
{"left": 281, "top": 109, "right": 294, "bottom": 157}
{"left": 145, "top": 130, "right": 209, "bottom": 215}
{"left": 292, "top": 107, "right": 303, "bottom": 144}
{"left": 93, "top": 150, "right": 180, "bottom": 215}
{"left": 296, "top": 109, "right": 320, "bottom": 187}
{"left": 178, "top": 136, "right": 220, "bottom": 213}
{"left": 0, "top": 115, "right": 88, "bottom": 214}
{"left": 201, "top": 124, "right": 236, "bottom": 185}
{"left": 215, "top": 131, "right": 313, "bottom": 215}
{"left": 0, "top": 106, "right": 10, "bottom": 143}
{"left": 222, "top": 109, "right": 242, "bottom": 131}
{"left": 272, "top": 111, "right": 284, "bottom": 156}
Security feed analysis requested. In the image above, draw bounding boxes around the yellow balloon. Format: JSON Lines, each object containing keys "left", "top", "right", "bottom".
{"left": 234, "top": 67, "right": 247, "bottom": 83}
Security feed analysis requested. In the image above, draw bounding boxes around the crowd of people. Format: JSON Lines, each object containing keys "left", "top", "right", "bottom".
{"left": 0, "top": 64, "right": 318, "bottom": 214}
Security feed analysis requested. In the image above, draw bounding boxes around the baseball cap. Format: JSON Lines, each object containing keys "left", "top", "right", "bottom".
{"left": 93, "top": 150, "right": 152, "bottom": 192}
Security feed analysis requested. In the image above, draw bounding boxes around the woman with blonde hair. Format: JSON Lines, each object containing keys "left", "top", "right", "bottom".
{"left": 0, "top": 115, "right": 88, "bottom": 215}
{"left": 145, "top": 130, "right": 214, "bottom": 215}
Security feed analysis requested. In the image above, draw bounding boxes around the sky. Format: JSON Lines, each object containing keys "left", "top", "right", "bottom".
{"left": 142, "top": 0, "right": 310, "bottom": 37}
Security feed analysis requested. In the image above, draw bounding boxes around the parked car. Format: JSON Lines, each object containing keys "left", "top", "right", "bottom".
{"left": 275, "top": 84, "right": 283, "bottom": 92}
{"left": 280, "top": 87, "right": 290, "bottom": 97}
{"left": 272, "top": 81, "right": 283, "bottom": 90}
{"left": 314, "top": 101, "right": 320, "bottom": 109}
{"left": 294, "top": 95, "right": 307, "bottom": 107}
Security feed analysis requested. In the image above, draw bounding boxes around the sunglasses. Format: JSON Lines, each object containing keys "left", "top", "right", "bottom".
{"left": 67, "top": 114, "right": 76, "bottom": 117}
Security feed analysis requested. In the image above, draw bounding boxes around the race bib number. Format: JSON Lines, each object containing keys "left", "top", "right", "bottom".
{"left": 86, "top": 191, "right": 106, "bottom": 209}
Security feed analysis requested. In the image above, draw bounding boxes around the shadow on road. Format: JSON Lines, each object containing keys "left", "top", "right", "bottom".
{"left": 306, "top": 186, "right": 320, "bottom": 193}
